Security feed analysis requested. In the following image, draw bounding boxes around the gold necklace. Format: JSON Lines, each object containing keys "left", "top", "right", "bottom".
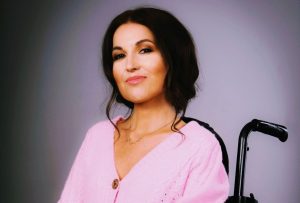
{"left": 125, "top": 119, "right": 174, "bottom": 144}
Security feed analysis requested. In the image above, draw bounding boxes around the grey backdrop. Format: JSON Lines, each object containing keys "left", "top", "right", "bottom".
{"left": 2, "top": 0, "right": 300, "bottom": 202}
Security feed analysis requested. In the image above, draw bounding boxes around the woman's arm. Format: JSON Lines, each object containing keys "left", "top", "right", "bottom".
{"left": 57, "top": 129, "right": 92, "bottom": 203}
{"left": 177, "top": 142, "right": 230, "bottom": 203}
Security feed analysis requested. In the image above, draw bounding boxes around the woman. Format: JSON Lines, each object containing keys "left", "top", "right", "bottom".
{"left": 58, "top": 7, "right": 229, "bottom": 203}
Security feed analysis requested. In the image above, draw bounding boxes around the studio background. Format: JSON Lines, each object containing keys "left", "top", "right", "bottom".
{"left": 2, "top": 0, "right": 300, "bottom": 202}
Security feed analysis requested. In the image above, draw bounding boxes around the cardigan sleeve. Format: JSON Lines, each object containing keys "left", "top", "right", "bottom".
{"left": 177, "top": 142, "right": 230, "bottom": 203}
{"left": 57, "top": 129, "right": 92, "bottom": 203}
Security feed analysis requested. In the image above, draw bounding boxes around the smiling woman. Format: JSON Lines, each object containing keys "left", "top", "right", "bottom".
{"left": 58, "top": 7, "right": 229, "bottom": 203}
{"left": 112, "top": 23, "right": 167, "bottom": 105}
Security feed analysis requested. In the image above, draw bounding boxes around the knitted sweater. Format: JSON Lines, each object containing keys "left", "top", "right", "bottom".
{"left": 58, "top": 117, "right": 229, "bottom": 203}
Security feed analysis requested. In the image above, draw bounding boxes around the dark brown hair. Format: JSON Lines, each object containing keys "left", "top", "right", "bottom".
{"left": 102, "top": 7, "right": 199, "bottom": 133}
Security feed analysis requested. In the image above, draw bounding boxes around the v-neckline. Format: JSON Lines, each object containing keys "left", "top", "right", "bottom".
{"left": 110, "top": 116, "right": 194, "bottom": 184}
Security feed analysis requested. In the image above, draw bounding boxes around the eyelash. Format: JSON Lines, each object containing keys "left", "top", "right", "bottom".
{"left": 113, "top": 54, "right": 125, "bottom": 61}
{"left": 112, "top": 48, "right": 153, "bottom": 62}
{"left": 140, "top": 48, "right": 152, "bottom": 54}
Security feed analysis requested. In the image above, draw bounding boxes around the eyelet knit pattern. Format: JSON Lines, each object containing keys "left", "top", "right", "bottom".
{"left": 58, "top": 117, "right": 229, "bottom": 203}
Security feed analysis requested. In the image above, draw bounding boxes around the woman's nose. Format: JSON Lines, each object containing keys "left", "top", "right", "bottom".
{"left": 125, "top": 54, "right": 139, "bottom": 72}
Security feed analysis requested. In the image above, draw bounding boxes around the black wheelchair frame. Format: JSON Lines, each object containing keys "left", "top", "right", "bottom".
{"left": 181, "top": 117, "right": 288, "bottom": 203}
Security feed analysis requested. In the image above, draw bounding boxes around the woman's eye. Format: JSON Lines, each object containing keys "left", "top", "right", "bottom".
{"left": 112, "top": 54, "right": 125, "bottom": 61}
{"left": 140, "top": 48, "right": 152, "bottom": 54}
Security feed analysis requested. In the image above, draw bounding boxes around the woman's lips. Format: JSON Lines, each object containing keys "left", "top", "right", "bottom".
{"left": 125, "top": 75, "right": 147, "bottom": 84}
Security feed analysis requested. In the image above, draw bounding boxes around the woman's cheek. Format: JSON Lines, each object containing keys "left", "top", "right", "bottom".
{"left": 113, "top": 65, "right": 123, "bottom": 84}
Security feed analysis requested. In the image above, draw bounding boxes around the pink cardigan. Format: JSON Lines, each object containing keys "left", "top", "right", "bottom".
{"left": 58, "top": 117, "right": 229, "bottom": 203}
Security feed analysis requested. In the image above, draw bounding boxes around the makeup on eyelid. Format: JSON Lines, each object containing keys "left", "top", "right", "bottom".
{"left": 112, "top": 46, "right": 154, "bottom": 62}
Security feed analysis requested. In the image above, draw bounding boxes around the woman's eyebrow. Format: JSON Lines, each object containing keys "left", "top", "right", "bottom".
{"left": 136, "top": 39, "right": 154, "bottom": 45}
{"left": 112, "top": 46, "right": 123, "bottom": 51}
{"left": 112, "top": 39, "right": 155, "bottom": 51}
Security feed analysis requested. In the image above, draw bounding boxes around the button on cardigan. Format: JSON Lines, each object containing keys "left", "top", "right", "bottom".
{"left": 58, "top": 117, "right": 229, "bottom": 203}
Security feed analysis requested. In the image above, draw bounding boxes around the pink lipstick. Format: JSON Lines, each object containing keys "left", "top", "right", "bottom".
{"left": 125, "top": 75, "right": 146, "bottom": 84}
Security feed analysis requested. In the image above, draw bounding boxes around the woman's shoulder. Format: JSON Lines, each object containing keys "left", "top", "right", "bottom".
{"left": 84, "top": 116, "right": 122, "bottom": 141}
{"left": 181, "top": 120, "right": 227, "bottom": 168}
{"left": 183, "top": 120, "right": 220, "bottom": 147}
{"left": 87, "top": 119, "right": 112, "bottom": 133}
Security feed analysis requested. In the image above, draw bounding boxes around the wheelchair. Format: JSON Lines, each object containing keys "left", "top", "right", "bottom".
{"left": 181, "top": 117, "right": 288, "bottom": 203}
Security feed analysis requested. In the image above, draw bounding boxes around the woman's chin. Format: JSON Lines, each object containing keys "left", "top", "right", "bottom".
{"left": 123, "top": 93, "right": 166, "bottom": 106}
{"left": 124, "top": 95, "right": 148, "bottom": 104}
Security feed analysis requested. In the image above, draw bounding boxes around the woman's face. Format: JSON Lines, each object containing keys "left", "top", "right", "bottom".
{"left": 112, "top": 23, "right": 167, "bottom": 104}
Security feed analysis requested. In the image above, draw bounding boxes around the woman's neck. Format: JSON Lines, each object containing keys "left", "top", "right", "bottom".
{"left": 127, "top": 98, "right": 177, "bottom": 134}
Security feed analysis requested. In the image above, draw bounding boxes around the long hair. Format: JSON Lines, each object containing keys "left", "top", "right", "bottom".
{"left": 102, "top": 7, "right": 199, "bottom": 133}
